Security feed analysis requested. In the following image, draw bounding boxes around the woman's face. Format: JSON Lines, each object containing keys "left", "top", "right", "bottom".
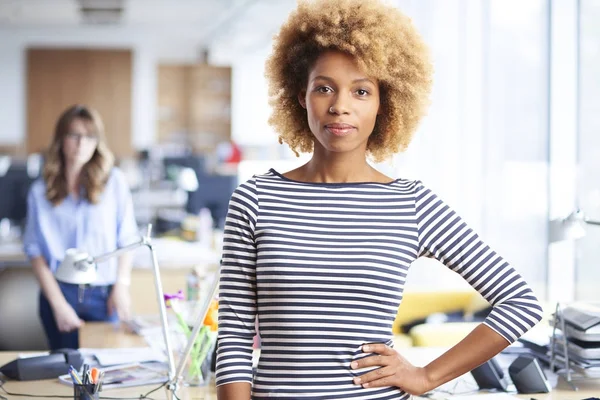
{"left": 299, "top": 50, "right": 380, "bottom": 157}
{"left": 61, "top": 118, "right": 98, "bottom": 168}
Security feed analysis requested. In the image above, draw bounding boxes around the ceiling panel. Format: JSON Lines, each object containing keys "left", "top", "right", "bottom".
{"left": 0, "top": 0, "right": 79, "bottom": 24}
{"left": 0, "top": 0, "right": 296, "bottom": 60}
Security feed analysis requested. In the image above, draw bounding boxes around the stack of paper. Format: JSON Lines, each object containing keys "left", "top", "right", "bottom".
{"left": 79, "top": 347, "right": 166, "bottom": 367}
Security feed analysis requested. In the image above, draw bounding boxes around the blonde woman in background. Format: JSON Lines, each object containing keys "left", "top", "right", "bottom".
{"left": 23, "top": 105, "right": 139, "bottom": 350}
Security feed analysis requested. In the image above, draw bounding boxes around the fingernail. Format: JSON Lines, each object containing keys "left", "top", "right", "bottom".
{"left": 363, "top": 383, "right": 370, "bottom": 388}
{"left": 354, "top": 377, "right": 361, "bottom": 384}
{"left": 351, "top": 362, "right": 358, "bottom": 369}
{"left": 363, "top": 345, "right": 370, "bottom": 351}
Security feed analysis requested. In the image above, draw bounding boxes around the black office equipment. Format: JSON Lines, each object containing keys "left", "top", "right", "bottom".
{"left": 0, "top": 348, "right": 83, "bottom": 381}
{"left": 186, "top": 174, "right": 237, "bottom": 225}
{"left": 0, "top": 163, "right": 35, "bottom": 224}
{"left": 163, "top": 155, "right": 237, "bottom": 226}
{"left": 470, "top": 357, "right": 509, "bottom": 391}
{"left": 508, "top": 355, "right": 551, "bottom": 394}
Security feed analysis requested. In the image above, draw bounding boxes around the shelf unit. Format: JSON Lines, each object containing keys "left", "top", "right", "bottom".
{"left": 549, "top": 302, "right": 600, "bottom": 390}
{"left": 157, "top": 64, "right": 231, "bottom": 154}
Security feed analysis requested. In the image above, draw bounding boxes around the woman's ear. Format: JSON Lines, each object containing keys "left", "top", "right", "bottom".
{"left": 298, "top": 90, "right": 307, "bottom": 109}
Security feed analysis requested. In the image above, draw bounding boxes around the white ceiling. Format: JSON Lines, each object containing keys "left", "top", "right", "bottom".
{"left": 0, "top": 0, "right": 296, "bottom": 56}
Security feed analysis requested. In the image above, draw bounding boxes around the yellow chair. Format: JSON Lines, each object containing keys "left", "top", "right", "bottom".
{"left": 410, "top": 321, "right": 479, "bottom": 347}
{"left": 393, "top": 290, "right": 489, "bottom": 347}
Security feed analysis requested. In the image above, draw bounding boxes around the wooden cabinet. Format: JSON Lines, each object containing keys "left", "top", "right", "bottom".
{"left": 158, "top": 64, "right": 231, "bottom": 153}
{"left": 26, "top": 48, "right": 133, "bottom": 157}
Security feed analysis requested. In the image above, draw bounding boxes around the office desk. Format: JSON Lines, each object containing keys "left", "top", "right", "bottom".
{"left": 0, "top": 324, "right": 216, "bottom": 399}
{"left": 1, "top": 323, "right": 599, "bottom": 400}
{"left": 0, "top": 351, "right": 214, "bottom": 400}
{"left": 0, "top": 238, "right": 219, "bottom": 350}
{"left": 0, "top": 240, "right": 27, "bottom": 268}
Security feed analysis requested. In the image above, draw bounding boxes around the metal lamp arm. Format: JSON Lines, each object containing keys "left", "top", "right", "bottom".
{"left": 87, "top": 238, "right": 147, "bottom": 265}
{"left": 76, "top": 225, "right": 177, "bottom": 387}
{"left": 585, "top": 218, "right": 600, "bottom": 226}
{"left": 74, "top": 224, "right": 222, "bottom": 398}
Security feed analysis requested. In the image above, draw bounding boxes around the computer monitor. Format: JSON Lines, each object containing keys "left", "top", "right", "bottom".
{"left": 0, "top": 163, "right": 35, "bottom": 225}
{"left": 186, "top": 175, "right": 237, "bottom": 227}
{"left": 163, "top": 155, "right": 237, "bottom": 227}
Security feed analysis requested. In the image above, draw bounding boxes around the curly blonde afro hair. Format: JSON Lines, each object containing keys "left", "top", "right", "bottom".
{"left": 265, "top": 0, "right": 433, "bottom": 161}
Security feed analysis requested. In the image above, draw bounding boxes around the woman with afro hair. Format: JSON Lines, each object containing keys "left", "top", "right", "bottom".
{"left": 216, "top": 0, "right": 543, "bottom": 398}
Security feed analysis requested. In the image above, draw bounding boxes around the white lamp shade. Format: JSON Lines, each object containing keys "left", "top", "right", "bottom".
{"left": 54, "top": 249, "right": 97, "bottom": 284}
{"left": 176, "top": 167, "right": 199, "bottom": 192}
{"left": 549, "top": 210, "right": 588, "bottom": 243}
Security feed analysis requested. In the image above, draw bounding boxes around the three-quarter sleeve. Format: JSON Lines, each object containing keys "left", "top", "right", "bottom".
{"left": 414, "top": 181, "right": 543, "bottom": 343}
{"left": 23, "top": 182, "right": 42, "bottom": 260}
{"left": 216, "top": 179, "right": 259, "bottom": 386}
{"left": 113, "top": 168, "right": 139, "bottom": 247}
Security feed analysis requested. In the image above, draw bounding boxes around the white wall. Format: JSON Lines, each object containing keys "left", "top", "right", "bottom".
{"left": 0, "top": 26, "right": 205, "bottom": 150}
{"left": 0, "top": 38, "right": 24, "bottom": 145}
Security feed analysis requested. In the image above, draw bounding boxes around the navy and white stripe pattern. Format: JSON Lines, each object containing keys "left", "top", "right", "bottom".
{"left": 217, "top": 169, "right": 543, "bottom": 399}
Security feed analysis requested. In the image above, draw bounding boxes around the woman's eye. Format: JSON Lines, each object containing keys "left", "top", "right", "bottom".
{"left": 356, "top": 89, "right": 369, "bottom": 96}
{"left": 316, "top": 86, "right": 332, "bottom": 93}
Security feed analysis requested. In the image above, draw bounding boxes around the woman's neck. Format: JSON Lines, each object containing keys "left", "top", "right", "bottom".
{"left": 293, "top": 144, "right": 382, "bottom": 183}
{"left": 283, "top": 145, "right": 393, "bottom": 184}
{"left": 302, "top": 160, "right": 372, "bottom": 183}
{"left": 64, "top": 162, "right": 83, "bottom": 196}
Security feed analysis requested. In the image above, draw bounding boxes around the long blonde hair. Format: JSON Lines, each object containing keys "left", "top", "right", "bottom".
{"left": 43, "top": 105, "right": 114, "bottom": 205}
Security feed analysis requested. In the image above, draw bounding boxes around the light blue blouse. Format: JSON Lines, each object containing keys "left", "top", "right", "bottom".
{"left": 23, "top": 168, "right": 139, "bottom": 285}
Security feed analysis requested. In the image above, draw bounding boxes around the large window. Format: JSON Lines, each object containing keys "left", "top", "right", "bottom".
{"left": 576, "top": 0, "right": 600, "bottom": 300}
{"left": 229, "top": 0, "right": 551, "bottom": 296}
{"left": 482, "top": 0, "right": 549, "bottom": 298}
{"left": 399, "top": 0, "right": 550, "bottom": 295}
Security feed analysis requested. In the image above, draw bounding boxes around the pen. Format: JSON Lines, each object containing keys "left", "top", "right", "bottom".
{"left": 82, "top": 364, "right": 89, "bottom": 384}
{"left": 68, "top": 370, "right": 81, "bottom": 385}
{"left": 68, "top": 366, "right": 82, "bottom": 385}
{"left": 95, "top": 370, "right": 105, "bottom": 394}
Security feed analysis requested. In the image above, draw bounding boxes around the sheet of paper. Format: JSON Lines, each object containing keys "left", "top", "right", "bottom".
{"left": 17, "top": 352, "right": 49, "bottom": 359}
{"left": 79, "top": 347, "right": 166, "bottom": 366}
{"left": 445, "top": 393, "right": 520, "bottom": 400}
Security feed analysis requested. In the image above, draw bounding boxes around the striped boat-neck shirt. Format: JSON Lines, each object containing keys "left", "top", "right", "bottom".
{"left": 216, "top": 169, "right": 543, "bottom": 399}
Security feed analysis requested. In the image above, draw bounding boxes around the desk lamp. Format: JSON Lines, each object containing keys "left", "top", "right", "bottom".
{"left": 54, "top": 225, "right": 220, "bottom": 399}
{"left": 549, "top": 209, "right": 600, "bottom": 243}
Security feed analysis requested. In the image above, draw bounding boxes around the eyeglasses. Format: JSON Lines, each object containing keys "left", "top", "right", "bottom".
{"left": 65, "top": 132, "right": 98, "bottom": 143}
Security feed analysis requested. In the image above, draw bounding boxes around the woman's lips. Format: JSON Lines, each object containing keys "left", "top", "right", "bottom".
{"left": 325, "top": 123, "right": 356, "bottom": 137}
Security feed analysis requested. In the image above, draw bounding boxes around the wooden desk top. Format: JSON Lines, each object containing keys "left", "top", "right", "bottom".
{"left": 0, "top": 353, "right": 214, "bottom": 400}
{"left": 79, "top": 321, "right": 147, "bottom": 348}
{"left": 1, "top": 323, "right": 599, "bottom": 399}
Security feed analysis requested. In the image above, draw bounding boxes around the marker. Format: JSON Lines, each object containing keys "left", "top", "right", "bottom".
{"left": 90, "top": 367, "right": 99, "bottom": 384}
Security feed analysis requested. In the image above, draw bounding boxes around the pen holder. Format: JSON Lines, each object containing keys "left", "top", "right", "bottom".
{"left": 73, "top": 383, "right": 99, "bottom": 400}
